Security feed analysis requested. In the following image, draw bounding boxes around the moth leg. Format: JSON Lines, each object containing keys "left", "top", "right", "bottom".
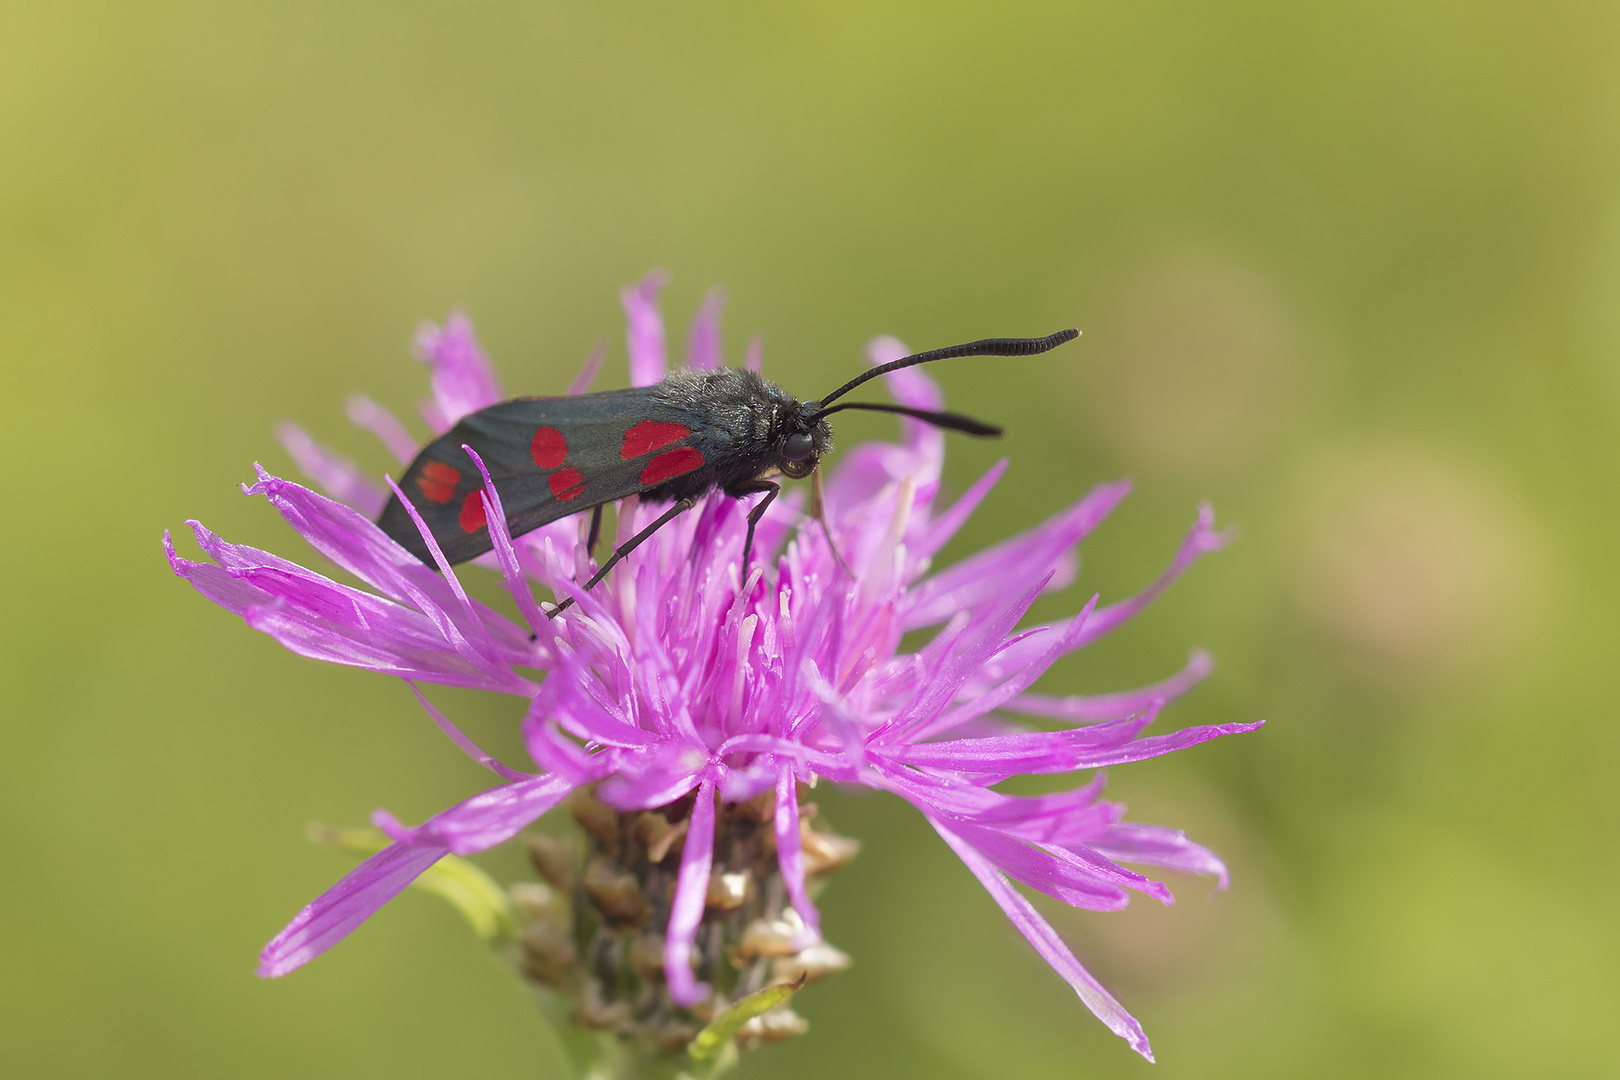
{"left": 549, "top": 497, "right": 695, "bottom": 618}
{"left": 585, "top": 504, "right": 605, "bottom": 561}
{"left": 726, "top": 480, "right": 781, "bottom": 581}
{"left": 809, "top": 465, "right": 852, "bottom": 577}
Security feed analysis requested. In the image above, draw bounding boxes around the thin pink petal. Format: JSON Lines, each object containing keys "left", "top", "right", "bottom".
{"left": 915, "top": 458, "right": 1009, "bottom": 560}
{"left": 686, "top": 287, "right": 725, "bottom": 371}
{"left": 595, "top": 753, "right": 706, "bottom": 811}
{"left": 522, "top": 719, "right": 609, "bottom": 786}
{"left": 345, "top": 394, "right": 418, "bottom": 464}
{"left": 913, "top": 595, "right": 1099, "bottom": 741}
{"left": 413, "top": 312, "right": 503, "bottom": 429}
{"left": 867, "top": 335, "right": 944, "bottom": 410}
{"left": 931, "top": 819, "right": 1154, "bottom": 1061}
{"left": 1070, "top": 504, "right": 1229, "bottom": 649}
{"left": 274, "top": 422, "right": 386, "bottom": 517}
{"left": 903, "top": 480, "right": 1131, "bottom": 630}
{"left": 1006, "top": 650, "right": 1214, "bottom": 723}
{"left": 622, "top": 270, "right": 669, "bottom": 387}
{"left": 880, "top": 574, "right": 1053, "bottom": 741}
{"left": 887, "top": 716, "right": 1264, "bottom": 776}
{"left": 406, "top": 681, "right": 530, "bottom": 781}
{"left": 1092, "top": 822, "right": 1231, "bottom": 889}
{"left": 941, "top": 819, "right": 1131, "bottom": 910}
{"left": 665, "top": 777, "right": 717, "bottom": 1006}
{"left": 868, "top": 335, "right": 947, "bottom": 463}
{"left": 378, "top": 473, "right": 509, "bottom": 669}
{"left": 774, "top": 767, "right": 821, "bottom": 940}
{"left": 167, "top": 528, "right": 529, "bottom": 691}
{"left": 257, "top": 841, "right": 450, "bottom": 978}
{"left": 242, "top": 469, "right": 510, "bottom": 656}
{"left": 1069, "top": 719, "right": 1265, "bottom": 770}
{"left": 882, "top": 713, "right": 1156, "bottom": 775}
{"left": 373, "top": 773, "right": 577, "bottom": 854}
{"left": 567, "top": 340, "right": 606, "bottom": 396}
{"left": 460, "top": 445, "right": 551, "bottom": 636}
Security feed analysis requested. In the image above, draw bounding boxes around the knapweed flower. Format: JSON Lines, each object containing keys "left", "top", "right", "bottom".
{"left": 167, "top": 273, "right": 1261, "bottom": 1063}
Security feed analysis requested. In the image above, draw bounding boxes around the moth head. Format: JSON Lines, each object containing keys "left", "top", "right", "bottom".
{"left": 777, "top": 408, "right": 833, "bottom": 480}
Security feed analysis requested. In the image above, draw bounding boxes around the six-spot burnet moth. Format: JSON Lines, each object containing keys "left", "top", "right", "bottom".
{"left": 378, "top": 329, "right": 1080, "bottom": 616}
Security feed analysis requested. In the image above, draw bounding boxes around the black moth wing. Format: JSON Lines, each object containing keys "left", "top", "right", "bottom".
{"left": 378, "top": 387, "right": 736, "bottom": 566}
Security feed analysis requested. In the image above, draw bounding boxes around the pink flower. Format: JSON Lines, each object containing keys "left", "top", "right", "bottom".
{"left": 167, "top": 275, "right": 1260, "bottom": 1061}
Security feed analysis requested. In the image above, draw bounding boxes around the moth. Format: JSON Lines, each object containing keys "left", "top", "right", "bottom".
{"left": 378, "top": 329, "right": 1079, "bottom": 615}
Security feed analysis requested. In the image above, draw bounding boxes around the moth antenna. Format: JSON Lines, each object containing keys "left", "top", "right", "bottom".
{"left": 813, "top": 401, "right": 1003, "bottom": 437}
{"left": 811, "top": 329, "right": 1078, "bottom": 412}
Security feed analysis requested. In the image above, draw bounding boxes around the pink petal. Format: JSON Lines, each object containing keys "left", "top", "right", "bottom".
{"left": 1005, "top": 650, "right": 1214, "bottom": 723}
{"left": 567, "top": 339, "right": 607, "bottom": 396}
{"left": 914, "top": 458, "right": 1009, "bottom": 560}
{"left": 868, "top": 334, "right": 946, "bottom": 462}
{"left": 521, "top": 717, "right": 607, "bottom": 786}
{"left": 1091, "top": 822, "right": 1231, "bottom": 889}
{"left": 913, "top": 595, "right": 1099, "bottom": 741}
{"left": 664, "top": 777, "right": 717, "bottom": 1006}
{"left": 412, "top": 312, "right": 504, "bottom": 429}
{"left": 166, "top": 528, "right": 529, "bottom": 691}
{"left": 686, "top": 288, "right": 725, "bottom": 370}
{"left": 774, "top": 767, "right": 821, "bottom": 940}
{"left": 622, "top": 270, "right": 669, "bottom": 387}
{"left": 406, "top": 682, "right": 530, "bottom": 781}
{"left": 274, "top": 422, "right": 386, "bottom": 517}
{"left": 867, "top": 335, "right": 945, "bottom": 410}
{"left": 882, "top": 713, "right": 1156, "bottom": 775}
{"left": 903, "top": 480, "right": 1131, "bottom": 630}
{"left": 952, "top": 508, "right": 1218, "bottom": 683}
{"left": 372, "top": 773, "right": 577, "bottom": 854}
{"left": 535, "top": 645, "right": 664, "bottom": 750}
{"left": 880, "top": 574, "right": 1052, "bottom": 742}
{"left": 345, "top": 394, "right": 419, "bottom": 464}
{"left": 257, "top": 841, "right": 451, "bottom": 978}
{"left": 941, "top": 819, "right": 1131, "bottom": 910}
{"left": 1070, "top": 504, "right": 1228, "bottom": 649}
{"left": 931, "top": 819, "right": 1155, "bottom": 1061}
{"left": 460, "top": 445, "right": 552, "bottom": 636}
{"left": 594, "top": 749, "right": 706, "bottom": 811}
{"left": 243, "top": 469, "right": 513, "bottom": 659}
{"left": 888, "top": 716, "right": 1265, "bottom": 777}
{"left": 376, "top": 472, "right": 516, "bottom": 678}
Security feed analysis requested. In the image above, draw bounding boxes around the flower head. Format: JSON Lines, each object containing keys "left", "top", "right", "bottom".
{"left": 167, "top": 274, "right": 1260, "bottom": 1061}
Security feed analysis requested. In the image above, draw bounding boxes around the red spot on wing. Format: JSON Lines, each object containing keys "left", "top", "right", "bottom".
{"left": 416, "top": 461, "right": 460, "bottom": 504}
{"left": 458, "top": 490, "right": 488, "bottom": 532}
{"left": 530, "top": 426, "right": 567, "bottom": 468}
{"left": 621, "top": 420, "right": 691, "bottom": 460}
{"left": 640, "top": 447, "right": 705, "bottom": 486}
{"left": 549, "top": 467, "right": 586, "bottom": 501}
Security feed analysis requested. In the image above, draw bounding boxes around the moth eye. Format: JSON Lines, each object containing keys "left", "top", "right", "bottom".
{"left": 782, "top": 432, "right": 815, "bottom": 461}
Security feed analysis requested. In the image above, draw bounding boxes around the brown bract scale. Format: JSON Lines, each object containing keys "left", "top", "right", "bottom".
{"left": 511, "top": 784, "right": 857, "bottom": 1058}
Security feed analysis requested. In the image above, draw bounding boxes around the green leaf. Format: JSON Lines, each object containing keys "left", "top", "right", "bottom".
{"left": 675, "top": 1040, "right": 738, "bottom": 1080}
{"left": 687, "top": 977, "right": 805, "bottom": 1061}
{"left": 306, "top": 823, "right": 516, "bottom": 944}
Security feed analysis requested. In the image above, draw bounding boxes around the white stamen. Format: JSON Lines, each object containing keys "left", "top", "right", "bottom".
{"left": 731, "top": 614, "right": 758, "bottom": 726}
{"left": 860, "top": 475, "right": 916, "bottom": 605}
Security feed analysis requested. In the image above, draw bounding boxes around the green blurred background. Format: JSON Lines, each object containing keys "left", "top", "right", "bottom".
{"left": 5, "top": 1, "right": 1618, "bottom": 1076}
